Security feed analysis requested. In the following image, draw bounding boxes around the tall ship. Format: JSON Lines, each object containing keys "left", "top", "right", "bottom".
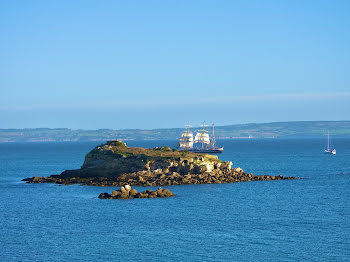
{"left": 177, "top": 122, "right": 224, "bottom": 153}
{"left": 324, "top": 131, "right": 336, "bottom": 155}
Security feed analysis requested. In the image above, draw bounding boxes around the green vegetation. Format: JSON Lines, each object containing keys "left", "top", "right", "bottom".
{"left": 1, "top": 121, "right": 350, "bottom": 142}
{"left": 154, "top": 146, "right": 172, "bottom": 151}
{"left": 99, "top": 140, "right": 215, "bottom": 161}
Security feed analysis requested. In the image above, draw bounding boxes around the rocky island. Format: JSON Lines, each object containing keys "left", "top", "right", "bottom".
{"left": 23, "top": 140, "right": 298, "bottom": 187}
{"left": 98, "top": 185, "right": 174, "bottom": 199}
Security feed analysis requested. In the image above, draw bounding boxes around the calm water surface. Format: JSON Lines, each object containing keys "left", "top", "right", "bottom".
{"left": 0, "top": 139, "right": 349, "bottom": 261}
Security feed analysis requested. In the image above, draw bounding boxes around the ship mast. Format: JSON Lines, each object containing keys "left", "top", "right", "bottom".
{"left": 211, "top": 123, "right": 216, "bottom": 149}
{"left": 328, "top": 130, "right": 330, "bottom": 151}
{"left": 202, "top": 121, "right": 207, "bottom": 149}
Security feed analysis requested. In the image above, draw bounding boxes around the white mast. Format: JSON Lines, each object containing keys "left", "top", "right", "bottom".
{"left": 211, "top": 123, "right": 216, "bottom": 148}
{"left": 328, "top": 130, "right": 330, "bottom": 151}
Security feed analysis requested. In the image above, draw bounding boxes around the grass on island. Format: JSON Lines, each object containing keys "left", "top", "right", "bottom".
{"left": 90, "top": 140, "right": 220, "bottom": 162}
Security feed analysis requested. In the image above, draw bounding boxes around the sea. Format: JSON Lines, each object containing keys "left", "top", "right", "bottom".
{"left": 0, "top": 139, "right": 349, "bottom": 262}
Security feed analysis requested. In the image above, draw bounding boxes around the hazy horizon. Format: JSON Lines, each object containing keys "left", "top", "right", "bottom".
{"left": 1, "top": 119, "right": 350, "bottom": 131}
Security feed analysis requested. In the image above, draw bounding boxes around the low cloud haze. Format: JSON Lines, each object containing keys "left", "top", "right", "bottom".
{"left": 1, "top": 92, "right": 349, "bottom": 129}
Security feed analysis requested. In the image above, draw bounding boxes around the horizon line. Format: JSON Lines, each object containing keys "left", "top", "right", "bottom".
{"left": 1, "top": 119, "right": 350, "bottom": 131}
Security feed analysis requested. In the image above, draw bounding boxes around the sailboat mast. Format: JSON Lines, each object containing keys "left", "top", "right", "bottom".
{"left": 186, "top": 123, "right": 191, "bottom": 133}
{"left": 211, "top": 123, "right": 216, "bottom": 148}
{"left": 328, "top": 131, "right": 330, "bottom": 150}
{"left": 202, "top": 121, "right": 205, "bottom": 149}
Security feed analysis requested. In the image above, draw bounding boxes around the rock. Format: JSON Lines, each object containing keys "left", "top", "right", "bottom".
{"left": 120, "top": 186, "right": 127, "bottom": 193}
{"left": 129, "top": 189, "right": 138, "bottom": 197}
{"left": 32, "top": 176, "right": 42, "bottom": 182}
{"left": 98, "top": 186, "right": 174, "bottom": 199}
{"left": 199, "top": 165, "right": 207, "bottom": 173}
{"left": 119, "top": 193, "right": 129, "bottom": 199}
{"left": 162, "top": 188, "right": 174, "bottom": 197}
{"left": 98, "top": 193, "right": 110, "bottom": 199}
{"left": 134, "top": 193, "right": 142, "bottom": 198}
{"left": 156, "top": 188, "right": 163, "bottom": 196}
{"left": 111, "top": 190, "right": 121, "bottom": 197}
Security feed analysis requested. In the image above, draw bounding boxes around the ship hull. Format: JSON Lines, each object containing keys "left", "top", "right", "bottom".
{"left": 324, "top": 149, "right": 336, "bottom": 155}
{"left": 188, "top": 148, "right": 223, "bottom": 154}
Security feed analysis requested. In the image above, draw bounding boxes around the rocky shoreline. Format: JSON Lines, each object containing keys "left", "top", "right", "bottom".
{"left": 23, "top": 170, "right": 296, "bottom": 187}
{"left": 23, "top": 140, "right": 299, "bottom": 187}
{"left": 98, "top": 185, "right": 174, "bottom": 199}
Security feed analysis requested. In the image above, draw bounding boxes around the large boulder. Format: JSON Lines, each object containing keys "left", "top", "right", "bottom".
{"left": 124, "top": 184, "right": 131, "bottom": 192}
{"left": 162, "top": 188, "right": 174, "bottom": 197}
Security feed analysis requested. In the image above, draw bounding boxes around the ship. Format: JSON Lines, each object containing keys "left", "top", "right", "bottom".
{"left": 177, "top": 122, "right": 224, "bottom": 153}
{"left": 324, "top": 131, "right": 336, "bottom": 155}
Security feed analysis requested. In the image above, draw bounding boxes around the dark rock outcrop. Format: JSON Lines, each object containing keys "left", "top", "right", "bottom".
{"left": 98, "top": 185, "right": 174, "bottom": 199}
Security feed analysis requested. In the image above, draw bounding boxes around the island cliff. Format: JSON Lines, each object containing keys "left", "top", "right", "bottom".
{"left": 23, "top": 140, "right": 298, "bottom": 186}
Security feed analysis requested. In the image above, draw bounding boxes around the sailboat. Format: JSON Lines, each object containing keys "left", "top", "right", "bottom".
{"left": 324, "top": 131, "right": 336, "bottom": 155}
{"left": 177, "top": 122, "right": 224, "bottom": 153}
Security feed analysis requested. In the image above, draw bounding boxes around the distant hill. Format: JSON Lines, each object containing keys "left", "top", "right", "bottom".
{"left": 1, "top": 121, "right": 350, "bottom": 142}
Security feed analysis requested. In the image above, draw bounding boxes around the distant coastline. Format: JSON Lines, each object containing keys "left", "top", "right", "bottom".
{"left": 1, "top": 121, "right": 350, "bottom": 142}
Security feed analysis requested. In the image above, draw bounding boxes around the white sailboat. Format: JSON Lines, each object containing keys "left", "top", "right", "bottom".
{"left": 177, "top": 122, "right": 223, "bottom": 153}
{"left": 324, "top": 131, "right": 336, "bottom": 155}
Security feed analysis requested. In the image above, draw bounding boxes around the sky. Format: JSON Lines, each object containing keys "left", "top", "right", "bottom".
{"left": 0, "top": 0, "right": 349, "bottom": 129}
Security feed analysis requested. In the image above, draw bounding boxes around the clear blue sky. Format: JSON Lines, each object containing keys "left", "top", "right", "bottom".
{"left": 1, "top": 0, "right": 349, "bottom": 129}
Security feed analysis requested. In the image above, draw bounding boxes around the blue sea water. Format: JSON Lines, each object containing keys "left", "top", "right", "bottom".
{"left": 0, "top": 139, "right": 349, "bottom": 262}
